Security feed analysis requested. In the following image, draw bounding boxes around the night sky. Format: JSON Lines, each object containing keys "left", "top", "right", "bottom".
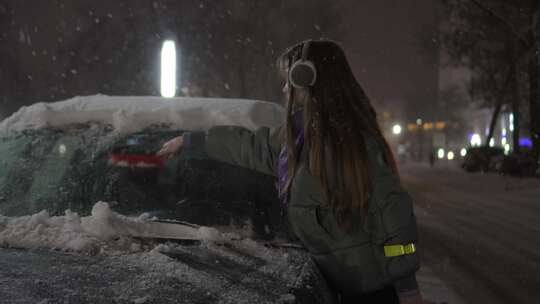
{"left": 341, "top": 0, "right": 439, "bottom": 121}
{"left": 0, "top": 1, "right": 440, "bottom": 122}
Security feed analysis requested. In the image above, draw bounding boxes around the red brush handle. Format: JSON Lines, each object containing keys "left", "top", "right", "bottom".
{"left": 108, "top": 153, "right": 165, "bottom": 168}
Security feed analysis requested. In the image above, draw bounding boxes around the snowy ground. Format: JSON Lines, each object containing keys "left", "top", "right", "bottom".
{"left": 401, "top": 161, "right": 540, "bottom": 304}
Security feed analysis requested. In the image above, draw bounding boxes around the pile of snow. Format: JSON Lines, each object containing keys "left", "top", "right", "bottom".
{"left": 0, "top": 202, "right": 228, "bottom": 254}
{"left": 0, "top": 94, "right": 285, "bottom": 137}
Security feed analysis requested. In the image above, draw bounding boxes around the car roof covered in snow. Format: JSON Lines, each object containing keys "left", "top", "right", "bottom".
{"left": 0, "top": 94, "right": 285, "bottom": 137}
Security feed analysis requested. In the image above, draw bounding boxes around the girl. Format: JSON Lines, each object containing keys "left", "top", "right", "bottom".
{"left": 157, "top": 40, "right": 423, "bottom": 304}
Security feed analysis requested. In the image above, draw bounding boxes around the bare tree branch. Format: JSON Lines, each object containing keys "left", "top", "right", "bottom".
{"left": 467, "top": 0, "right": 540, "bottom": 65}
{"left": 468, "top": 0, "right": 529, "bottom": 47}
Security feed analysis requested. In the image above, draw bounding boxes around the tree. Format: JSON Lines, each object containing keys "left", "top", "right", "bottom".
{"left": 440, "top": 0, "right": 540, "bottom": 162}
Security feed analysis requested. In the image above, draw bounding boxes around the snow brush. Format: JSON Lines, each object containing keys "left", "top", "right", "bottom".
{"left": 129, "top": 219, "right": 212, "bottom": 242}
{"left": 125, "top": 219, "right": 305, "bottom": 250}
{"left": 108, "top": 153, "right": 165, "bottom": 169}
{"left": 107, "top": 133, "right": 174, "bottom": 169}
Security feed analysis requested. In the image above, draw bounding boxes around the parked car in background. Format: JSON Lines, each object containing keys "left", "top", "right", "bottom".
{"left": 461, "top": 146, "right": 504, "bottom": 173}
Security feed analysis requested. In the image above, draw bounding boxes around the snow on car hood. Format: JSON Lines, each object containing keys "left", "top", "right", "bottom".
{"left": 0, "top": 203, "right": 315, "bottom": 304}
{"left": 0, "top": 201, "right": 230, "bottom": 254}
{"left": 0, "top": 94, "right": 285, "bottom": 137}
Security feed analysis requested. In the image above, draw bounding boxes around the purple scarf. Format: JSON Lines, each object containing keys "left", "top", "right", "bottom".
{"left": 277, "top": 109, "right": 304, "bottom": 207}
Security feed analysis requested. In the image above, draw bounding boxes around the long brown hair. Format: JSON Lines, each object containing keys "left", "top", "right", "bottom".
{"left": 277, "top": 40, "right": 399, "bottom": 231}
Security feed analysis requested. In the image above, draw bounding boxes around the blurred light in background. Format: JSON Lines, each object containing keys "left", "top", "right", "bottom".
{"left": 504, "top": 144, "right": 511, "bottom": 155}
{"left": 435, "top": 122, "right": 446, "bottom": 130}
{"left": 392, "top": 124, "right": 402, "bottom": 135}
{"left": 437, "top": 148, "right": 445, "bottom": 159}
{"left": 447, "top": 151, "right": 455, "bottom": 160}
{"left": 161, "top": 40, "right": 177, "bottom": 98}
{"left": 416, "top": 118, "right": 423, "bottom": 126}
{"left": 423, "top": 122, "right": 434, "bottom": 130}
{"left": 501, "top": 136, "right": 507, "bottom": 146}
{"left": 509, "top": 113, "right": 514, "bottom": 132}
{"left": 460, "top": 148, "right": 467, "bottom": 157}
{"left": 470, "top": 133, "right": 482, "bottom": 147}
{"left": 489, "top": 138, "right": 495, "bottom": 147}
{"left": 519, "top": 137, "right": 533, "bottom": 148}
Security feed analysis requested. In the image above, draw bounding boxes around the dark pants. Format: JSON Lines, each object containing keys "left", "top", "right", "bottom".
{"left": 338, "top": 285, "right": 399, "bottom": 304}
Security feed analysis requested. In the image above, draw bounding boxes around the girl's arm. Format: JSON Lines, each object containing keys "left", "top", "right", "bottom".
{"left": 180, "top": 125, "right": 283, "bottom": 177}
{"left": 364, "top": 136, "right": 423, "bottom": 303}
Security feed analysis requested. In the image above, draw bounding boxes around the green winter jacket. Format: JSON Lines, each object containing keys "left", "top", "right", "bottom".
{"left": 181, "top": 124, "right": 420, "bottom": 296}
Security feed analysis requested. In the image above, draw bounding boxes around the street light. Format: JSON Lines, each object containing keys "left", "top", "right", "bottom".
{"left": 437, "top": 148, "right": 445, "bottom": 159}
{"left": 392, "top": 124, "right": 402, "bottom": 135}
{"left": 470, "top": 133, "right": 482, "bottom": 147}
{"left": 460, "top": 148, "right": 467, "bottom": 157}
{"left": 161, "top": 40, "right": 176, "bottom": 98}
{"left": 447, "top": 151, "right": 455, "bottom": 160}
{"left": 509, "top": 113, "right": 514, "bottom": 132}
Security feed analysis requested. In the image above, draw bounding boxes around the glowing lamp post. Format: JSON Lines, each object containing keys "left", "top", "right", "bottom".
{"left": 509, "top": 113, "right": 514, "bottom": 132}
{"left": 160, "top": 40, "right": 177, "bottom": 98}
{"left": 437, "top": 148, "right": 445, "bottom": 159}
{"left": 392, "top": 124, "right": 402, "bottom": 135}
{"left": 470, "top": 133, "right": 482, "bottom": 147}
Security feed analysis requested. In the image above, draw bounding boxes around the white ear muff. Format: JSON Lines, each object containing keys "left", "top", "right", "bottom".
{"left": 289, "top": 60, "right": 317, "bottom": 88}
{"left": 288, "top": 41, "right": 317, "bottom": 88}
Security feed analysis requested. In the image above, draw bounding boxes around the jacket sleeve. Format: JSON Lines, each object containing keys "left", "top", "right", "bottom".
{"left": 180, "top": 125, "right": 283, "bottom": 177}
{"left": 364, "top": 136, "right": 421, "bottom": 283}
{"left": 379, "top": 175, "right": 421, "bottom": 281}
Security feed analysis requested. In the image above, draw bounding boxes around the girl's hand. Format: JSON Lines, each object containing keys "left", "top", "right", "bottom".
{"left": 398, "top": 292, "right": 424, "bottom": 304}
{"left": 156, "top": 136, "right": 184, "bottom": 159}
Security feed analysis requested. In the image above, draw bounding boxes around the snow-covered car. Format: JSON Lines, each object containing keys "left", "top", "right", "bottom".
{"left": 0, "top": 95, "right": 336, "bottom": 304}
{"left": 461, "top": 146, "right": 504, "bottom": 172}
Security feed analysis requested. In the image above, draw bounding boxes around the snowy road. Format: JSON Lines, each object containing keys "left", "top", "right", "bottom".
{"left": 401, "top": 163, "right": 540, "bottom": 304}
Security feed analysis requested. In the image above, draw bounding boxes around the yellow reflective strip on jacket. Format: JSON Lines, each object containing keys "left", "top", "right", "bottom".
{"left": 384, "top": 243, "right": 416, "bottom": 257}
